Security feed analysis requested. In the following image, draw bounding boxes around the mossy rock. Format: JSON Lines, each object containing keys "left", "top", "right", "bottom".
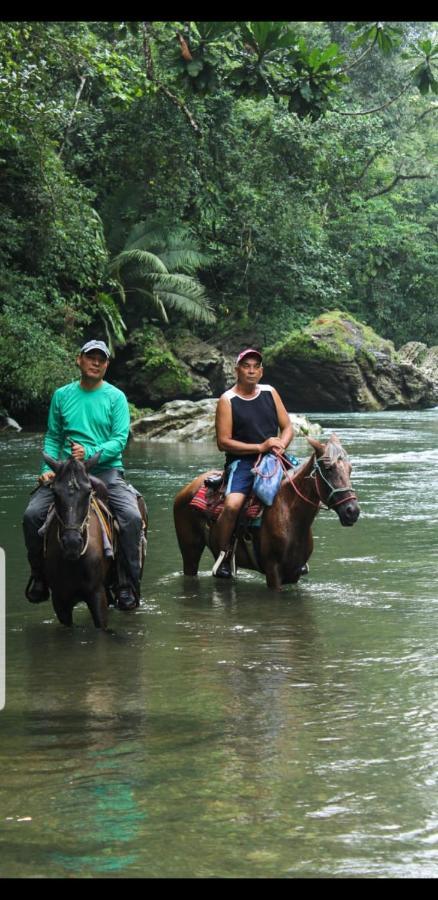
{"left": 263, "top": 310, "right": 437, "bottom": 412}
{"left": 265, "top": 310, "right": 395, "bottom": 367}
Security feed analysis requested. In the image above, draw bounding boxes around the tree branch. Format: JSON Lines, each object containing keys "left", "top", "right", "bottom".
{"left": 416, "top": 103, "right": 438, "bottom": 121}
{"left": 332, "top": 81, "right": 411, "bottom": 117}
{"left": 58, "top": 73, "right": 87, "bottom": 158}
{"left": 354, "top": 137, "right": 393, "bottom": 182}
{"left": 365, "top": 172, "right": 431, "bottom": 200}
{"left": 335, "top": 36, "right": 377, "bottom": 76}
{"left": 140, "top": 21, "right": 201, "bottom": 135}
{"left": 142, "top": 21, "right": 155, "bottom": 79}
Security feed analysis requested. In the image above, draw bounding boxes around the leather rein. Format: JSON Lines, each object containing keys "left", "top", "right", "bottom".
{"left": 280, "top": 453, "right": 357, "bottom": 511}
{"left": 54, "top": 490, "right": 93, "bottom": 557}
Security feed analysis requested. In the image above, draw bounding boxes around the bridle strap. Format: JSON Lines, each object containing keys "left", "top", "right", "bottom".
{"left": 312, "top": 458, "right": 357, "bottom": 509}
{"left": 279, "top": 455, "right": 320, "bottom": 508}
{"left": 279, "top": 453, "right": 357, "bottom": 511}
{"left": 55, "top": 493, "right": 93, "bottom": 556}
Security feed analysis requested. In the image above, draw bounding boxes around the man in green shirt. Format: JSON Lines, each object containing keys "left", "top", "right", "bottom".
{"left": 23, "top": 340, "right": 143, "bottom": 611}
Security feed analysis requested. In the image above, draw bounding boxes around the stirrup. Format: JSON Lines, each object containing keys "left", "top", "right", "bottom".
{"left": 212, "top": 550, "right": 227, "bottom": 576}
{"left": 212, "top": 549, "right": 236, "bottom": 578}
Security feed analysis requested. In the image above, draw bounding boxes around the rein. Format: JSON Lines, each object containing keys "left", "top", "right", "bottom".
{"left": 279, "top": 453, "right": 357, "bottom": 511}
{"left": 54, "top": 492, "right": 93, "bottom": 557}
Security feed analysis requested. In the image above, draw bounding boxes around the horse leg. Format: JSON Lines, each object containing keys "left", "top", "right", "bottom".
{"left": 264, "top": 561, "right": 283, "bottom": 591}
{"left": 87, "top": 587, "right": 108, "bottom": 630}
{"left": 174, "top": 506, "right": 206, "bottom": 576}
{"left": 52, "top": 595, "right": 74, "bottom": 627}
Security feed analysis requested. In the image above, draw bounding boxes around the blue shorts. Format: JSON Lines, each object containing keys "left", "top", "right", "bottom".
{"left": 225, "top": 456, "right": 258, "bottom": 496}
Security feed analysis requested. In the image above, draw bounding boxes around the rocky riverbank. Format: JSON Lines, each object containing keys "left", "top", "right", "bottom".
{"left": 263, "top": 311, "right": 438, "bottom": 412}
{"left": 114, "top": 313, "right": 438, "bottom": 415}
{"left": 131, "top": 399, "right": 321, "bottom": 442}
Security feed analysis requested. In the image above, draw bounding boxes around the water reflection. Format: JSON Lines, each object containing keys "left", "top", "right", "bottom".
{"left": 2, "top": 415, "right": 438, "bottom": 876}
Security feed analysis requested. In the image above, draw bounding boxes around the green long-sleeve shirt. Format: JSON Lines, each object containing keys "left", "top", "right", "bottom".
{"left": 41, "top": 380, "right": 130, "bottom": 474}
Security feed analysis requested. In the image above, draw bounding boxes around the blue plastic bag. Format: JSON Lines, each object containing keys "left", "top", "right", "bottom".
{"left": 251, "top": 452, "right": 284, "bottom": 506}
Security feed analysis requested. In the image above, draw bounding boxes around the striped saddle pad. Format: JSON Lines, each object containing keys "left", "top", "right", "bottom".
{"left": 189, "top": 481, "right": 263, "bottom": 521}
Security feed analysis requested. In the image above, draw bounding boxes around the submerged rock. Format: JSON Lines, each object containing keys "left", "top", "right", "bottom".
{"left": 263, "top": 311, "right": 438, "bottom": 412}
{"left": 0, "top": 411, "right": 22, "bottom": 432}
{"left": 131, "top": 399, "right": 321, "bottom": 442}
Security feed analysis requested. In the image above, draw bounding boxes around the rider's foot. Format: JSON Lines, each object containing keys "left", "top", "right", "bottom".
{"left": 299, "top": 563, "right": 309, "bottom": 576}
{"left": 118, "top": 586, "right": 138, "bottom": 611}
{"left": 25, "top": 576, "right": 50, "bottom": 604}
{"left": 212, "top": 557, "right": 232, "bottom": 578}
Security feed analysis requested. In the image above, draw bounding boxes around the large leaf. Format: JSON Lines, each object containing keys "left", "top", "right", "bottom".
{"left": 95, "top": 292, "right": 127, "bottom": 350}
{"left": 109, "top": 249, "right": 169, "bottom": 276}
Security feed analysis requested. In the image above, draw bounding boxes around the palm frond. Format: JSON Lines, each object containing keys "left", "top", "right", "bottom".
{"left": 108, "top": 249, "right": 169, "bottom": 276}
{"left": 159, "top": 248, "right": 211, "bottom": 274}
{"left": 147, "top": 272, "right": 206, "bottom": 299}
{"left": 155, "top": 291, "right": 215, "bottom": 323}
{"left": 95, "top": 292, "right": 127, "bottom": 351}
{"left": 124, "top": 222, "right": 169, "bottom": 253}
{"left": 150, "top": 274, "right": 215, "bottom": 323}
{"left": 128, "top": 287, "right": 170, "bottom": 323}
{"left": 107, "top": 222, "right": 215, "bottom": 325}
{"left": 123, "top": 221, "right": 209, "bottom": 272}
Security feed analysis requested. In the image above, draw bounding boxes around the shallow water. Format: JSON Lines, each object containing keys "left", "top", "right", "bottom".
{"left": 1, "top": 410, "right": 438, "bottom": 878}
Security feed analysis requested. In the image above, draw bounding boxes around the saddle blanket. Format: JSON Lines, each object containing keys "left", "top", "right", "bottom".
{"left": 189, "top": 483, "right": 263, "bottom": 521}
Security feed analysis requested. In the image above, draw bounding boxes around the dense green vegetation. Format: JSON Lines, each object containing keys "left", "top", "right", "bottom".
{"left": 0, "top": 20, "right": 437, "bottom": 417}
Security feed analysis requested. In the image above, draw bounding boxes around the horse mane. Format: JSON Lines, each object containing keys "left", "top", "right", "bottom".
{"left": 89, "top": 475, "right": 109, "bottom": 503}
{"left": 322, "top": 433, "right": 346, "bottom": 463}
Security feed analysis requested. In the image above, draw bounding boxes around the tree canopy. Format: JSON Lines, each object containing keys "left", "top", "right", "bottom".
{"left": 1, "top": 20, "right": 437, "bottom": 417}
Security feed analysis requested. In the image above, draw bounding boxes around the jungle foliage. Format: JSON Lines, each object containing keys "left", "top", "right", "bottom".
{"left": 0, "top": 20, "right": 437, "bottom": 415}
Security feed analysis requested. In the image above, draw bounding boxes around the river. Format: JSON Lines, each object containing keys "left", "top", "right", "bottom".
{"left": 1, "top": 410, "right": 438, "bottom": 878}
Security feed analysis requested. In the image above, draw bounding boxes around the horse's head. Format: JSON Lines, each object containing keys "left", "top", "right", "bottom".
{"left": 307, "top": 433, "right": 360, "bottom": 526}
{"left": 43, "top": 451, "right": 101, "bottom": 559}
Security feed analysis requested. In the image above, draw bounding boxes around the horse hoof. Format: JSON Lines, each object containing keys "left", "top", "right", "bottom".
{"left": 118, "top": 588, "right": 137, "bottom": 611}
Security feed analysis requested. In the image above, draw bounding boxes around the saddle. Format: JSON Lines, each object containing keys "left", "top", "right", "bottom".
{"left": 38, "top": 494, "right": 116, "bottom": 558}
{"left": 189, "top": 471, "right": 263, "bottom": 523}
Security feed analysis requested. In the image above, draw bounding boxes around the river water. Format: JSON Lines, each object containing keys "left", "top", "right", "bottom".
{"left": 1, "top": 410, "right": 438, "bottom": 878}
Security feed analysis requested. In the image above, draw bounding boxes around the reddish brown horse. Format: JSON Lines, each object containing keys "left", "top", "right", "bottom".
{"left": 174, "top": 434, "right": 360, "bottom": 590}
{"left": 42, "top": 453, "right": 147, "bottom": 628}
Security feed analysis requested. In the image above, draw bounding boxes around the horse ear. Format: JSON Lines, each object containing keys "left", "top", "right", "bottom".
{"left": 84, "top": 451, "right": 102, "bottom": 472}
{"left": 307, "top": 436, "right": 325, "bottom": 457}
{"left": 42, "top": 453, "right": 62, "bottom": 473}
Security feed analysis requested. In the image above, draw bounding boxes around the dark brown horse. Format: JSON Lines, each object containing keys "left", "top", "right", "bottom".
{"left": 174, "top": 434, "right": 360, "bottom": 590}
{"left": 42, "top": 453, "right": 147, "bottom": 628}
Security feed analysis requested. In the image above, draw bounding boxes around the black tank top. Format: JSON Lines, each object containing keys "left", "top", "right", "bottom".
{"left": 224, "top": 385, "right": 279, "bottom": 464}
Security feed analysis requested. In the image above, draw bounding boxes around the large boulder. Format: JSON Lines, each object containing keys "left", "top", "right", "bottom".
{"left": 170, "top": 332, "right": 235, "bottom": 396}
{"left": 398, "top": 342, "right": 438, "bottom": 391}
{"left": 263, "top": 311, "right": 438, "bottom": 412}
{"left": 131, "top": 399, "right": 321, "bottom": 442}
{"left": 112, "top": 328, "right": 235, "bottom": 408}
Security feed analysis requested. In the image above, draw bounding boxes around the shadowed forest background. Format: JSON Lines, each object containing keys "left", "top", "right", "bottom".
{"left": 0, "top": 20, "right": 437, "bottom": 422}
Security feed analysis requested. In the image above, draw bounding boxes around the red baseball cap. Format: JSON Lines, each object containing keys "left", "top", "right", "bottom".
{"left": 235, "top": 348, "right": 263, "bottom": 365}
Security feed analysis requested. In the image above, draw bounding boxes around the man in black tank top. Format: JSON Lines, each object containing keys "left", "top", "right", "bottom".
{"left": 213, "top": 348, "right": 294, "bottom": 577}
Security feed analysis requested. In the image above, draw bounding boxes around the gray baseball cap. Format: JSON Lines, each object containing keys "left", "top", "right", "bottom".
{"left": 80, "top": 340, "right": 110, "bottom": 358}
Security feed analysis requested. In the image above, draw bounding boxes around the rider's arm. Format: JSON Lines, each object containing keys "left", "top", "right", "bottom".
{"left": 271, "top": 388, "right": 294, "bottom": 451}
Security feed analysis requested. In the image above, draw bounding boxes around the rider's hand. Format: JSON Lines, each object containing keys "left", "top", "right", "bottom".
{"left": 259, "top": 437, "right": 285, "bottom": 455}
{"left": 38, "top": 471, "right": 55, "bottom": 485}
{"left": 70, "top": 442, "right": 85, "bottom": 460}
